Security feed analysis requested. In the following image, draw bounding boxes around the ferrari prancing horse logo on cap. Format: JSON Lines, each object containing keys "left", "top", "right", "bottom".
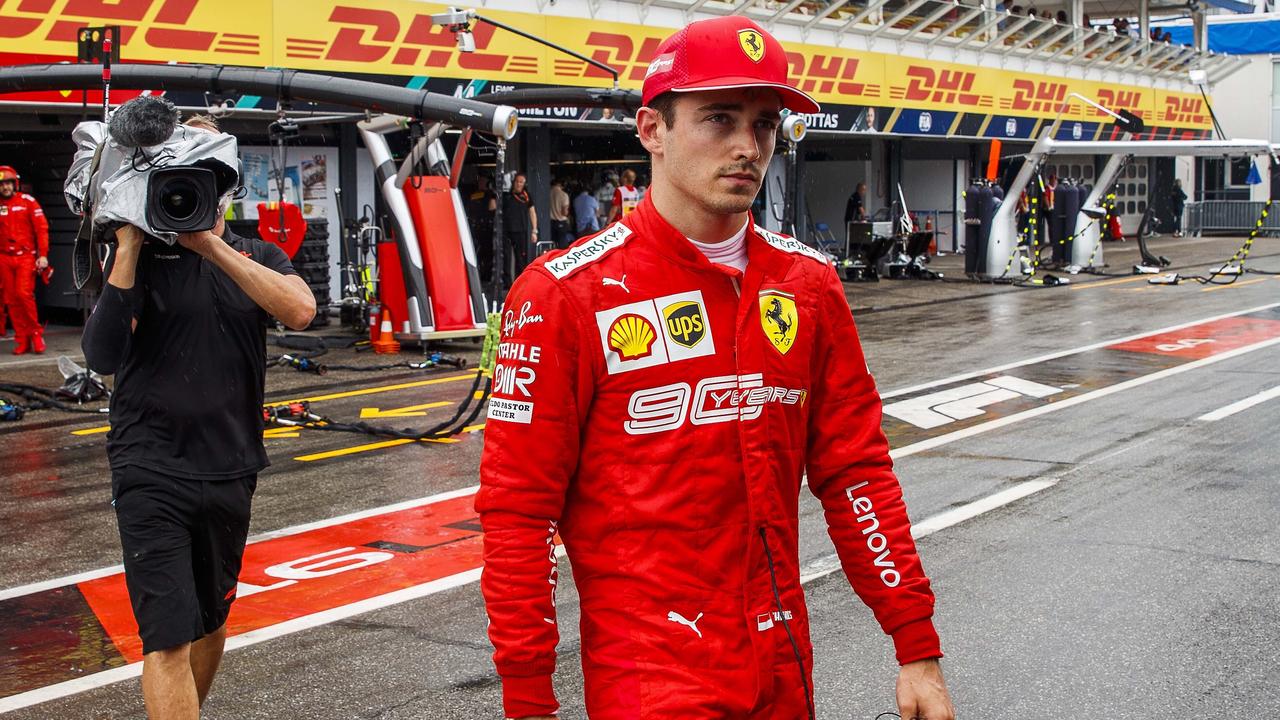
{"left": 738, "top": 29, "right": 765, "bottom": 63}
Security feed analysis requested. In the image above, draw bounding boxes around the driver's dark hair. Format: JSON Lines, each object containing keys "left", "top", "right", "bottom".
{"left": 648, "top": 92, "right": 677, "bottom": 128}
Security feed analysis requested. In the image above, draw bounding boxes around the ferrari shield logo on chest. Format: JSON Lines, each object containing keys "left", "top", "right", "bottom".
{"left": 759, "top": 291, "right": 798, "bottom": 355}
{"left": 738, "top": 29, "right": 766, "bottom": 63}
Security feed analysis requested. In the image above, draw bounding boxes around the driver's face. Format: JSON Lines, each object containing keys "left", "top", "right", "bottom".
{"left": 0, "top": 180, "right": 14, "bottom": 198}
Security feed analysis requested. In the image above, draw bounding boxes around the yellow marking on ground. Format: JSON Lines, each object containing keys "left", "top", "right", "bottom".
{"left": 359, "top": 400, "right": 452, "bottom": 419}
{"left": 273, "top": 371, "right": 477, "bottom": 404}
{"left": 1072, "top": 275, "right": 1148, "bottom": 290}
{"left": 293, "top": 422, "right": 486, "bottom": 462}
{"left": 69, "top": 375, "right": 479, "bottom": 439}
{"left": 71, "top": 426, "right": 111, "bottom": 436}
{"left": 295, "top": 439, "right": 417, "bottom": 461}
{"left": 263, "top": 427, "right": 301, "bottom": 439}
{"left": 1200, "top": 277, "right": 1268, "bottom": 293}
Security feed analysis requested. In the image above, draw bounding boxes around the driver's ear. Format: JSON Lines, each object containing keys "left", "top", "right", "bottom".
{"left": 636, "top": 107, "right": 664, "bottom": 157}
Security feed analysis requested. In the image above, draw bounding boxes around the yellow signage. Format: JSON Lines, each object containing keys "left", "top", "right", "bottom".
{"left": 0, "top": 0, "right": 1211, "bottom": 129}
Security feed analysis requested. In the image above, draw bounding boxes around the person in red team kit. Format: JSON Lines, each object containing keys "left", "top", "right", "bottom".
{"left": 605, "top": 168, "right": 641, "bottom": 224}
{"left": 477, "top": 15, "right": 954, "bottom": 720}
{"left": 0, "top": 165, "right": 50, "bottom": 354}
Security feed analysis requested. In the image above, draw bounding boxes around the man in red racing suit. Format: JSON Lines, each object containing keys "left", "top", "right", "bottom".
{"left": 477, "top": 16, "right": 954, "bottom": 720}
{"left": 0, "top": 165, "right": 50, "bottom": 354}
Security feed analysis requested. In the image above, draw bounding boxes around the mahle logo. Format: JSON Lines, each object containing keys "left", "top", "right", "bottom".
{"left": 662, "top": 300, "right": 706, "bottom": 349}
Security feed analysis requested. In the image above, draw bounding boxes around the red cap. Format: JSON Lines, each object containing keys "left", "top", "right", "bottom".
{"left": 0, "top": 165, "right": 17, "bottom": 183}
{"left": 642, "top": 16, "right": 819, "bottom": 114}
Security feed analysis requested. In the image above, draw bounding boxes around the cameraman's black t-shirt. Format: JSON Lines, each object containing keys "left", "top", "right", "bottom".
{"left": 98, "top": 231, "right": 297, "bottom": 480}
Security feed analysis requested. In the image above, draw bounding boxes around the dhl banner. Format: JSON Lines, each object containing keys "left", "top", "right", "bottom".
{"left": 0, "top": 0, "right": 1212, "bottom": 132}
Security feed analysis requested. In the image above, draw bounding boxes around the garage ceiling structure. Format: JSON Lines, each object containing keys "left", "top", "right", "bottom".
{"left": 606, "top": 0, "right": 1251, "bottom": 85}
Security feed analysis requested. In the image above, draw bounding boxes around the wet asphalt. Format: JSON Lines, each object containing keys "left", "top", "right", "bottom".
{"left": 1, "top": 234, "right": 1278, "bottom": 718}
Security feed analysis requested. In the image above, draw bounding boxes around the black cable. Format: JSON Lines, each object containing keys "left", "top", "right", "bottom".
{"left": 1176, "top": 200, "right": 1272, "bottom": 286}
{"left": 1197, "top": 84, "right": 1227, "bottom": 141}
{"left": 758, "top": 526, "right": 816, "bottom": 720}
{"left": 268, "top": 371, "right": 490, "bottom": 441}
{"left": 0, "top": 383, "right": 109, "bottom": 414}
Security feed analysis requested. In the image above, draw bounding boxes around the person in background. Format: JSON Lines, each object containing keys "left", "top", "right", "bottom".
{"left": 1170, "top": 178, "right": 1188, "bottom": 238}
{"left": 845, "top": 181, "right": 868, "bottom": 224}
{"left": 572, "top": 183, "right": 600, "bottom": 238}
{"left": 466, "top": 174, "right": 498, "bottom": 282}
{"left": 0, "top": 262, "right": 8, "bottom": 340}
{"left": 0, "top": 164, "right": 49, "bottom": 354}
{"left": 605, "top": 168, "right": 641, "bottom": 224}
{"left": 501, "top": 172, "right": 537, "bottom": 283}
{"left": 549, "top": 177, "right": 571, "bottom": 249}
{"left": 594, "top": 170, "right": 618, "bottom": 226}
{"left": 81, "top": 113, "right": 315, "bottom": 720}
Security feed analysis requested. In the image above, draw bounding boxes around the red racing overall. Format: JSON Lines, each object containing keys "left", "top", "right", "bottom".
{"left": 478, "top": 196, "right": 941, "bottom": 719}
{"left": 0, "top": 188, "right": 49, "bottom": 351}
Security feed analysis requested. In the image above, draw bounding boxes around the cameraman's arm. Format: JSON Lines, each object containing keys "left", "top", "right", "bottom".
{"left": 185, "top": 232, "right": 316, "bottom": 330}
{"left": 82, "top": 225, "right": 144, "bottom": 374}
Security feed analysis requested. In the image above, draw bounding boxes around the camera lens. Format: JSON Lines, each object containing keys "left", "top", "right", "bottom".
{"left": 159, "top": 179, "right": 199, "bottom": 222}
{"left": 147, "top": 166, "right": 219, "bottom": 234}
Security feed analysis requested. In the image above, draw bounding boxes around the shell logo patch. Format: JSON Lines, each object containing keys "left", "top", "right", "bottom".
{"left": 738, "top": 29, "right": 766, "bottom": 63}
{"left": 608, "top": 314, "right": 658, "bottom": 361}
{"left": 759, "top": 291, "right": 798, "bottom": 355}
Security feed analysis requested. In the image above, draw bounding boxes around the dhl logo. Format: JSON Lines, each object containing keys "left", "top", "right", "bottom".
{"left": 302, "top": 6, "right": 536, "bottom": 74}
{"left": 1006, "top": 79, "right": 1067, "bottom": 114}
{"left": 890, "top": 67, "right": 988, "bottom": 107}
{"left": 1161, "top": 96, "right": 1207, "bottom": 125}
{"left": 560, "top": 37, "right": 881, "bottom": 98}
{"left": 1097, "top": 89, "right": 1146, "bottom": 119}
{"left": 0, "top": 0, "right": 262, "bottom": 56}
{"left": 785, "top": 53, "right": 877, "bottom": 98}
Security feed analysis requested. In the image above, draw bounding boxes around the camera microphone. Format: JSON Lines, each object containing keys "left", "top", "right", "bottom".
{"left": 108, "top": 95, "right": 179, "bottom": 148}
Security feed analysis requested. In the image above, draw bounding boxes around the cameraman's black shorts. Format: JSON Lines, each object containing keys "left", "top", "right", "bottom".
{"left": 111, "top": 465, "right": 256, "bottom": 655}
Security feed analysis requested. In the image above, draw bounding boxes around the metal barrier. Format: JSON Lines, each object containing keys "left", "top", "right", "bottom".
{"left": 1186, "top": 201, "right": 1280, "bottom": 236}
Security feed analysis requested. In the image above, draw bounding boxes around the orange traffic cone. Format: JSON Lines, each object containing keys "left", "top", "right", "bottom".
{"left": 372, "top": 310, "right": 400, "bottom": 354}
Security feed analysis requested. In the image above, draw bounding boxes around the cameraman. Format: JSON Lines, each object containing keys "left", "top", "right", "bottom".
{"left": 81, "top": 115, "right": 315, "bottom": 720}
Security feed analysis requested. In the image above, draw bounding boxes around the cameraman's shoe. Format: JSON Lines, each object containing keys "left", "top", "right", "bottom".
{"left": 13, "top": 336, "right": 30, "bottom": 355}
{"left": 31, "top": 333, "right": 46, "bottom": 354}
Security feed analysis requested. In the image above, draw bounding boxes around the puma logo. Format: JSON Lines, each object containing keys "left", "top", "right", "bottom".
{"left": 602, "top": 274, "right": 630, "bottom": 293}
{"left": 666, "top": 610, "right": 703, "bottom": 639}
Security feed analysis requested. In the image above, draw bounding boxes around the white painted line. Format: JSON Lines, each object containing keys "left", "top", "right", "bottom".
{"left": 879, "top": 302, "right": 1280, "bottom": 399}
{"left": 1197, "top": 385, "right": 1280, "bottom": 422}
{"left": 798, "top": 479, "right": 1058, "bottom": 584}
{"left": 0, "top": 664, "right": 142, "bottom": 714}
{"left": 0, "top": 354, "right": 85, "bottom": 370}
{"left": 889, "top": 335, "right": 1280, "bottom": 461}
{"left": 0, "top": 485, "right": 480, "bottom": 602}
{"left": 908, "top": 479, "right": 1057, "bottom": 538}
{"left": 0, "top": 569, "right": 483, "bottom": 714}
{"left": 0, "top": 565, "right": 126, "bottom": 603}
